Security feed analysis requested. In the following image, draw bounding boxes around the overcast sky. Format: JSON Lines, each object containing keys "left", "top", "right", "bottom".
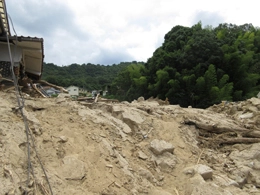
{"left": 5, "top": 0, "right": 260, "bottom": 66}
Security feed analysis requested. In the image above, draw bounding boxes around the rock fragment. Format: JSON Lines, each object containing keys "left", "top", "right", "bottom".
{"left": 59, "top": 155, "right": 86, "bottom": 180}
{"left": 150, "top": 139, "right": 174, "bottom": 155}
{"left": 183, "top": 164, "right": 213, "bottom": 180}
{"left": 137, "top": 151, "right": 148, "bottom": 160}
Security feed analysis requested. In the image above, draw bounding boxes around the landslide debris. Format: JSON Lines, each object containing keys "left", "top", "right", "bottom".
{"left": 1, "top": 91, "right": 260, "bottom": 195}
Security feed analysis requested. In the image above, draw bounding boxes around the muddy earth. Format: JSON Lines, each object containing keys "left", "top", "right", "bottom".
{"left": 1, "top": 90, "right": 260, "bottom": 195}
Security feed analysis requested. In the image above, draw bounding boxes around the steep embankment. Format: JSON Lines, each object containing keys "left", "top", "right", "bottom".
{"left": 1, "top": 91, "right": 260, "bottom": 195}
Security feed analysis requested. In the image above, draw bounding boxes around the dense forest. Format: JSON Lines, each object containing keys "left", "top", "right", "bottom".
{"left": 42, "top": 22, "right": 260, "bottom": 108}
{"left": 41, "top": 62, "right": 142, "bottom": 91}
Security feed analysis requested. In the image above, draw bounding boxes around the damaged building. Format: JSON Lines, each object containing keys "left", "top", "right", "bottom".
{"left": 0, "top": 0, "right": 68, "bottom": 97}
{"left": 0, "top": 0, "right": 44, "bottom": 87}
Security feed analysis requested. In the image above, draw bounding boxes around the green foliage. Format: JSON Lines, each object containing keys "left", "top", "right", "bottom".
{"left": 141, "top": 22, "right": 260, "bottom": 108}
{"left": 41, "top": 62, "right": 141, "bottom": 91}
{"left": 109, "top": 62, "right": 147, "bottom": 101}
{"left": 42, "top": 22, "right": 260, "bottom": 108}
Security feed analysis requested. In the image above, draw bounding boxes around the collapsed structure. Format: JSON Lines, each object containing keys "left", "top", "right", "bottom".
{"left": 0, "top": 0, "right": 68, "bottom": 97}
{"left": 0, "top": 0, "right": 44, "bottom": 82}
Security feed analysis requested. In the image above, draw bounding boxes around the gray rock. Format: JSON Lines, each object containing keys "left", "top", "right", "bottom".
{"left": 236, "top": 176, "right": 247, "bottom": 186}
{"left": 121, "top": 110, "right": 144, "bottom": 124}
{"left": 229, "top": 106, "right": 238, "bottom": 115}
{"left": 152, "top": 152, "right": 177, "bottom": 171}
{"left": 183, "top": 164, "right": 213, "bottom": 180}
{"left": 150, "top": 139, "right": 174, "bottom": 155}
{"left": 138, "top": 151, "right": 148, "bottom": 160}
{"left": 59, "top": 155, "right": 86, "bottom": 180}
{"left": 195, "top": 164, "right": 213, "bottom": 180}
{"left": 239, "top": 112, "right": 254, "bottom": 119}
{"left": 138, "top": 167, "right": 154, "bottom": 182}
{"left": 137, "top": 96, "right": 145, "bottom": 102}
{"left": 185, "top": 174, "right": 205, "bottom": 195}
{"left": 253, "top": 160, "right": 260, "bottom": 170}
{"left": 214, "top": 174, "right": 239, "bottom": 188}
{"left": 58, "top": 136, "right": 68, "bottom": 143}
{"left": 231, "top": 166, "right": 251, "bottom": 187}
{"left": 246, "top": 106, "right": 259, "bottom": 113}
{"left": 249, "top": 97, "right": 260, "bottom": 106}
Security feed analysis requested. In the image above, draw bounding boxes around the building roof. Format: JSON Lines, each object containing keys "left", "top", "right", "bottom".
{"left": 0, "top": 36, "right": 44, "bottom": 80}
{"left": 0, "top": 0, "right": 44, "bottom": 80}
{"left": 0, "top": 0, "right": 10, "bottom": 36}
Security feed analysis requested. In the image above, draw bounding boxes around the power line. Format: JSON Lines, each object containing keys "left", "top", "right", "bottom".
{"left": 6, "top": 14, "right": 53, "bottom": 195}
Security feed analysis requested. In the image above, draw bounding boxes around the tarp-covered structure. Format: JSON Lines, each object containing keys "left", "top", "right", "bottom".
{"left": 0, "top": 0, "right": 44, "bottom": 80}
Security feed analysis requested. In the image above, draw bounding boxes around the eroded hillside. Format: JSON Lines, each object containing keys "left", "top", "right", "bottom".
{"left": 1, "top": 91, "right": 260, "bottom": 195}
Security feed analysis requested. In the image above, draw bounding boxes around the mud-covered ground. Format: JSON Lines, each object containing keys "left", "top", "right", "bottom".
{"left": 1, "top": 90, "right": 260, "bottom": 195}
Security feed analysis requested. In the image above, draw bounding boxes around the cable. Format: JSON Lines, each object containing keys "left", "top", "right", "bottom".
{"left": 6, "top": 14, "right": 53, "bottom": 195}
{"left": 7, "top": 13, "right": 25, "bottom": 105}
{"left": 6, "top": 28, "right": 32, "bottom": 195}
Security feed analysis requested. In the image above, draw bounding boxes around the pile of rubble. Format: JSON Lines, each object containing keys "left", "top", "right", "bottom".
{"left": 0, "top": 91, "right": 260, "bottom": 194}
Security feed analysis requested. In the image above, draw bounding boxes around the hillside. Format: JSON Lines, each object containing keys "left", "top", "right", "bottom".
{"left": 40, "top": 23, "right": 260, "bottom": 109}
{"left": 110, "top": 23, "right": 260, "bottom": 108}
{"left": 41, "top": 62, "right": 144, "bottom": 91}
{"left": 1, "top": 89, "right": 260, "bottom": 195}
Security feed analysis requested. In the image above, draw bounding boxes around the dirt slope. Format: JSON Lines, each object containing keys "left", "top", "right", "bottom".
{"left": 1, "top": 91, "right": 260, "bottom": 195}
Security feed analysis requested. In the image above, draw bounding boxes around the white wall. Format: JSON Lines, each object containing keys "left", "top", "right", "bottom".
{"left": 0, "top": 43, "right": 22, "bottom": 63}
{"left": 67, "top": 86, "right": 79, "bottom": 96}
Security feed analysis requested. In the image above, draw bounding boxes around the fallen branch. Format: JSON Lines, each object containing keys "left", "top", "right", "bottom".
{"left": 32, "top": 84, "right": 47, "bottom": 98}
{"left": 1, "top": 77, "right": 14, "bottom": 82}
{"left": 196, "top": 149, "right": 204, "bottom": 164}
{"left": 94, "top": 93, "right": 100, "bottom": 103}
{"left": 77, "top": 97, "right": 94, "bottom": 102}
{"left": 219, "top": 137, "right": 260, "bottom": 145}
{"left": 184, "top": 119, "right": 249, "bottom": 134}
{"left": 38, "top": 80, "right": 68, "bottom": 93}
{"left": 241, "top": 130, "right": 260, "bottom": 138}
{"left": 174, "top": 187, "right": 180, "bottom": 195}
{"left": 107, "top": 181, "right": 115, "bottom": 188}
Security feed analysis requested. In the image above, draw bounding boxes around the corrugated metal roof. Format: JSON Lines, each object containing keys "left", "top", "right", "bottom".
{"left": 0, "top": 0, "right": 10, "bottom": 36}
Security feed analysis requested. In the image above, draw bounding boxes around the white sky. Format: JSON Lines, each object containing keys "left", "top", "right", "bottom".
{"left": 5, "top": 0, "right": 260, "bottom": 66}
